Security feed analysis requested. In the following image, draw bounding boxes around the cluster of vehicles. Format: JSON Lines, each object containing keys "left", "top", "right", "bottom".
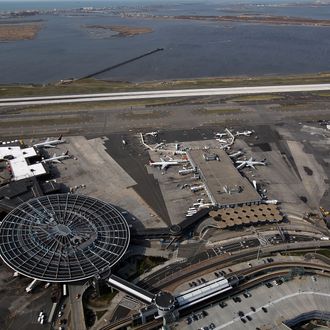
{"left": 239, "top": 305, "right": 267, "bottom": 323}
{"left": 185, "top": 310, "right": 208, "bottom": 324}
{"left": 198, "top": 322, "right": 216, "bottom": 330}
{"left": 188, "top": 277, "right": 207, "bottom": 287}
{"left": 239, "top": 310, "right": 253, "bottom": 323}
{"left": 265, "top": 278, "right": 283, "bottom": 288}
{"left": 37, "top": 311, "right": 45, "bottom": 325}
{"left": 214, "top": 270, "right": 227, "bottom": 277}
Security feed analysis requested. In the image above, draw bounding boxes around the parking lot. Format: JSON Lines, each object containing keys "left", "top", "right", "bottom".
{"left": 177, "top": 274, "right": 330, "bottom": 330}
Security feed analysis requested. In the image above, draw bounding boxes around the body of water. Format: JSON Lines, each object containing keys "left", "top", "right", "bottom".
{"left": 0, "top": 0, "right": 329, "bottom": 84}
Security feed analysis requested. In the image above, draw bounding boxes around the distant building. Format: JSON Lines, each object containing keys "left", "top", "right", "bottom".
{"left": 0, "top": 144, "right": 60, "bottom": 218}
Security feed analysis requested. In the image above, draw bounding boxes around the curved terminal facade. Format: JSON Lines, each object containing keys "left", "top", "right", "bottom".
{"left": 0, "top": 194, "right": 130, "bottom": 282}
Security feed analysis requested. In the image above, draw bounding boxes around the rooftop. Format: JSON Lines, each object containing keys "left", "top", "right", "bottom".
{"left": 188, "top": 149, "right": 261, "bottom": 207}
{"left": 209, "top": 204, "right": 283, "bottom": 229}
{"left": 0, "top": 146, "right": 47, "bottom": 182}
{"left": 0, "top": 194, "right": 130, "bottom": 282}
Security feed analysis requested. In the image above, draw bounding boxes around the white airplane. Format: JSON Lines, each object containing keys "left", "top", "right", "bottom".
{"left": 149, "top": 157, "right": 188, "bottom": 170}
{"left": 236, "top": 157, "right": 266, "bottom": 170}
{"left": 33, "top": 135, "right": 65, "bottom": 148}
{"left": 229, "top": 151, "right": 243, "bottom": 158}
{"left": 145, "top": 131, "right": 158, "bottom": 137}
{"left": 235, "top": 130, "right": 253, "bottom": 136}
{"left": 41, "top": 151, "right": 70, "bottom": 164}
{"left": 215, "top": 132, "right": 228, "bottom": 138}
{"left": 216, "top": 138, "right": 227, "bottom": 143}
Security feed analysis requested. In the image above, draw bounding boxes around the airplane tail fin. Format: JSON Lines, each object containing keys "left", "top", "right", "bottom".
{"left": 149, "top": 160, "right": 154, "bottom": 165}
{"left": 53, "top": 153, "right": 57, "bottom": 158}
{"left": 58, "top": 135, "right": 63, "bottom": 140}
{"left": 64, "top": 150, "right": 69, "bottom": 156}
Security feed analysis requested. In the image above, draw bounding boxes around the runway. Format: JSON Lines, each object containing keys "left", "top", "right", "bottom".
{"left": 1, "top": 83, "right": 330, "bottom": 106}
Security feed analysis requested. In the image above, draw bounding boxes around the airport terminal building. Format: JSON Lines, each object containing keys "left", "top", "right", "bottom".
{"left": 187, "top": 148, "right": 261, "bottom": 209}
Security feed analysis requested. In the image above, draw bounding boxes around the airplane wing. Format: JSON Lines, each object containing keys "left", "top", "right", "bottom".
{"left": 160, "top": 158, "right": 164, "bottom": 162}
{"left": 52, "top": 159, "right": 62, "bottom": 164}
{"left": 161, "top": 163, "right": 168, "bottom": 170}
{"left": 44, "top": 144, "right": 56, "bottom": 148}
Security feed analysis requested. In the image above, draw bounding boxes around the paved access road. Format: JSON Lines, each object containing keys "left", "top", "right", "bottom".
{"left": 1, "top": 83, "right": 330, "bottom": 106}
{"left": 68, "top": 283, "right": 90, "bottom": 330}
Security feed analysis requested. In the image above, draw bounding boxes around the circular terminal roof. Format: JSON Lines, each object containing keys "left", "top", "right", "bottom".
{"left": 0, "top": 194, "right": 130, "bottom": 282}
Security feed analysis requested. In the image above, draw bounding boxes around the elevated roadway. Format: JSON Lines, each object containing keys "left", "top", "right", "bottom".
{"left": 139, "top": 240, "right": 330, "bottom": 291}
{"left": 1, "top": 83, "right": 330, "bottom": 106}
{"left": 109, "top": 265, "right": 330, "bottom": 330}
{"left": 68, "top": 282, "right": 90, "bottom": 330}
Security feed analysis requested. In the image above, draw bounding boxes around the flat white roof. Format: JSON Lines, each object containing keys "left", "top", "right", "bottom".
{"left": 0, "top": 146, "right": 46, "bottom": 181}
{"left": 0, "top": 146, "right": 37, "bottom": 159}
{"left": 10, "top": 159, "right": 46, "bottom": 181}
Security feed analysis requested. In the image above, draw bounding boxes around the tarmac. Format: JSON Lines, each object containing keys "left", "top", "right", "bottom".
{"left": 1, "top": 93, "right": 330, "bottom": 330}
{"left": 53, "top": 135, "right": 167, "bottom": 229}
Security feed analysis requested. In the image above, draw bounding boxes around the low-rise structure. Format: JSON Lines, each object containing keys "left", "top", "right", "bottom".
{"left": 0, "top": 145, "right": 47, "bottom": 182}
{"left": 187, "top": 149, "right": 261, "bottom": 208}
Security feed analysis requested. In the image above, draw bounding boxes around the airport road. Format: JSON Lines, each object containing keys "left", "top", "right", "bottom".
{"left": 138, "top": 239, "right": 330, "bottom": 292}
{"left": 1, "top": 83, "right": 330, "bottom": 106}
{"left": 68, "top": 284, "right": 88, "bottom": 330}
{"left": 138, "top": 234, "right": 324, "bottom": 289}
